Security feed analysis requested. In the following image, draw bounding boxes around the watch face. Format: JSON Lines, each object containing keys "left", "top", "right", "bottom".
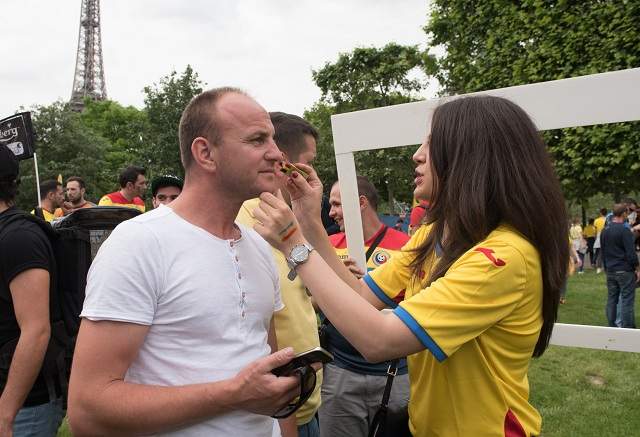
{"left": 291, "top": 245, "right": 309, "bottom": 263}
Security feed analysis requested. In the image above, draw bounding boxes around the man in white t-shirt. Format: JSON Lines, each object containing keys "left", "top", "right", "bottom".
{"left": 68, "top": 88, "right": 302, "bottom": 436}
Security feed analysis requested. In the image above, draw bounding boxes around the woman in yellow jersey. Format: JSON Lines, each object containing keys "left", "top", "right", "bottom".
{"left": 253, "top": 96, "right": 569, "bottom": 437}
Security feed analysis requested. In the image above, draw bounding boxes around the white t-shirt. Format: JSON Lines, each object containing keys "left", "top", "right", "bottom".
{"left": 81, "top": 205, "right": 283, "bottom": 436}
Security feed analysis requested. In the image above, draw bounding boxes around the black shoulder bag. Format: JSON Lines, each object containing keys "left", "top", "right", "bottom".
{"left": 368, "top": 358, "right": 410, "bottom": 437}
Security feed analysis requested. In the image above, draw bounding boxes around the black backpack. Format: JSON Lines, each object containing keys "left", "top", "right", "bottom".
{"left": 0, "top": 206, "right": 141, "bottom": 406}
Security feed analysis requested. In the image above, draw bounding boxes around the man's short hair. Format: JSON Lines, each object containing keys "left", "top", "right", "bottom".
{"left": 40, "top": 179, "right": 61, "bottom": 200}
{"left": 612, "top": 203, "right": 628, "bottom": 217}
{"left": 599, "top": 208, "right": 608, "bottom": 216}
{"left": 66, "top": 176, "right": 86, "bottom": 190}
{"left": 333, "top": 175, "right": 379, "bottom": 211}
{"left": 270, "top": 112, "right": 318, "bottom": 162}
{"left": 151, "top": 175, "right": 184, "bottom": 197}
{"left": 119, "top": 166, "right": 145, "bottom": 188}
{"left": 179, "top": 87, "right": 246, "bottom": 170}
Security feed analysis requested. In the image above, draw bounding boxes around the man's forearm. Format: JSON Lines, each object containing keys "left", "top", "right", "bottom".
{"left": 0, "top": 328, "right": 49, "bottom": 421}
{"left": 70, "top": 377, "right": 243, "bottom": 436}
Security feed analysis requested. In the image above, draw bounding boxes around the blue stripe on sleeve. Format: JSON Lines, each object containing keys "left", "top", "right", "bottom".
{"left": 363, "top": 273, "right": 398, "bottom": 309}
{"left": 393, "top": 306, "right": 448, "bottom": 362}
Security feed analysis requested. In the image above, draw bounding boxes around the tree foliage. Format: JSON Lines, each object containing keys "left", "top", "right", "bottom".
{"left": 425, "top": 0, "right": 640, "bottom": 202}
{"left": 16, "top": 101, "right": 112, "bottom": 209}
{"left": 306, "top": 43, "right": 435, "bottom": 208}
{"left": 141, "top": 65, "right": 204, "bottom": 177}
{"left": 80, "top": 99, "right": 149, "bottom": 183}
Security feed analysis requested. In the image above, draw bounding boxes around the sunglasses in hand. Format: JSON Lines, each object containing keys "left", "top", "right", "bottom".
{"left": 270, "top": 347, "right": 333, "bottom": 418}
{"left": 271, "top": 365, "right": 317, "bottom": 418}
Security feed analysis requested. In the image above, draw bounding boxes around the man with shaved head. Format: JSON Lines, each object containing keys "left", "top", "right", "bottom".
{"left": 69, "top": 88, "right": 302, "bottom": 436}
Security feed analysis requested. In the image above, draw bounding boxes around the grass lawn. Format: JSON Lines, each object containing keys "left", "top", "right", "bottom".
{"left": 528, "top": 269, "right": 640, "bottom": 436}
{"left": 57, "top": 269, "right": 639, "bottom": 436}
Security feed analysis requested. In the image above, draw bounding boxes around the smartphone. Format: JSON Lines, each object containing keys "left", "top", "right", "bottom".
{"left": 271, "top": 346, "right": 334, "bottom": 376}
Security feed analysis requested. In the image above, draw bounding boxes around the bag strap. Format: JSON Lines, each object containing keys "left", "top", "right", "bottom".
{"left": 368, "top": 359, "right": 400, "bottom": 437}
{"left": 365, "top": 226, "right": 388, "bottom": 262}
{"left": 322, "top": 226, "right": 389, "bottom": 333}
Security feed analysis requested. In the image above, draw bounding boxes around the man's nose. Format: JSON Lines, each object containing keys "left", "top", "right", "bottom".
{"left": 265, "top": 139, "right": 283, "bottom": 161}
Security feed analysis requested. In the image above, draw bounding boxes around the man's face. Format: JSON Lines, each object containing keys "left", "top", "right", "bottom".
{"left": 329, "top": 184, "right": 345, "bottom": 231}
{"left": 275, "top": 134, "right": 317, "bottom": 190}
{"left": 152, "top": 185, "right": 181, "bottom": 208}
{"left": 214, "top": 93, "right": 281, "bottom": 199}
{"left": 51, "top": 185, "right": 64, "bottom": 208}
{"left": 297, "top": 134, "right": 317, "bottom": 166}
{"left": 66, "top": 180, "right": 84, "bottom": 203}
{"left": 132, "top": 174, "right": 147, "bottom": 198}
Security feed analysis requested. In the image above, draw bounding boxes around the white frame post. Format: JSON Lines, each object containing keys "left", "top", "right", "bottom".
{"left": 33, "top": 152, "right": 42, "bottom": 208}
{"left": 330, "top": 67, "right": 640, "bottom": 352}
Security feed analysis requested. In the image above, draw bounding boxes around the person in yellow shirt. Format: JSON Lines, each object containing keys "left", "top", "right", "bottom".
{"left": 583, "top": 218, "right": 596, "bottom": 267}
{"left": 98, "top": 166, "right": 147, "bottom": 212}
{"left": 252, "top": 95, "right": 569, "bottom": 437}
{"left": 593, "top": 208, "right": 608, "bottom": 273}
{"left": 30, "top": 179, "right": 64, "bottom": 222}
{"left": 236, "top": 112, "right": 322, "bottom": 437}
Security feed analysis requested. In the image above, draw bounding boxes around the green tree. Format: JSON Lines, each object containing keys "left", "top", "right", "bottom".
{"left": 16, "top": 101, "right": 111, "bottom": 209}
{"left": 425, "top": 0, "right": 640, "bottom": 204}
{"left": 307, "top": 43, "right": 436, "bottom": 209}
{"left": 141, "top": 65, "right": 204, "bottom": 178}
{"left": 81, "top": 99, "right": 149, "bottom": 184}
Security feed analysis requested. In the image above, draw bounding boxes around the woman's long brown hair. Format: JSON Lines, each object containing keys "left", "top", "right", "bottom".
{"left": 410, "top": 96, "right": 569, "bottom": 357}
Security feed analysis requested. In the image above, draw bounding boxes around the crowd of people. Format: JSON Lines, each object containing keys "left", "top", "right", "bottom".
{"left": 566, "top": 201, "right": 640, "bottom": 327}
{"left": 0, "top": 86, "right": 634, "bottom": 437}
{"left": 29, "top": 167, "right": 185, "bottom": 224}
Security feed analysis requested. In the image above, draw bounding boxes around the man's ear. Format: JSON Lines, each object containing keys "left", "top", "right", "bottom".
{"left": 191, "top": 137, "right": 217, "bottom": 172}
{"left": 359, "top": 195, "right": 367, "bottom": 211}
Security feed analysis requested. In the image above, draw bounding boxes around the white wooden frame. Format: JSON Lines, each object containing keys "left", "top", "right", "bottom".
{"left": 331, "top": 67, "right": 640, "bottom": 352}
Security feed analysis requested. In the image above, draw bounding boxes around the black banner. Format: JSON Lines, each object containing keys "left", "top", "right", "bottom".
{"left": 0, "top": 112, "right": 36, "bottom": 161}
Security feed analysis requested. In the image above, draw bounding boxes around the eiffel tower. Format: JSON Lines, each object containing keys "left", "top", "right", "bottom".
{"left": 70, "top": 0, "right": 107, "bottom": 111}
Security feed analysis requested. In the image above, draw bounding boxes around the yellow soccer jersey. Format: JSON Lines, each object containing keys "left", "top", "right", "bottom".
{"left": 583, "top": 224, "right": 596, "bottom": 238}
{"left": 365, "top": 225, "right": 543, "bottom": 437}
{"left": 30, "top": 207, "right": 56, "bottom": 223}
{"left": 594, "top": 216, "right": 605, "bottom": 235}
{"left": 98, "top": 192, "right": 145, "bottom": 213}
{"left": 329, "top": 224, "right": 410, "bottom": 272}
{"left": 236, "top": 198, "right": 322, "bottom": 426}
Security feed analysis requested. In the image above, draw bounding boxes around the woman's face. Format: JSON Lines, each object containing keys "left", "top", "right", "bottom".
{"left": 412, "top": 136, "right": 434, "bottom": 201}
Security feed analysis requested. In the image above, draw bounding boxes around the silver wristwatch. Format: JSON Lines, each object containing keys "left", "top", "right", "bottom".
{"left": 286, "top": 243, "right": 315, "bottom": 281}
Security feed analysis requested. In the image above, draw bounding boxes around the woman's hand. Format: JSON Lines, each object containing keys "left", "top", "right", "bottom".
{"left": 281, "top": 163, "right": 323, "bottom": 231}
{"left": 253, "top": 191, "right": 306, "bottom": 254}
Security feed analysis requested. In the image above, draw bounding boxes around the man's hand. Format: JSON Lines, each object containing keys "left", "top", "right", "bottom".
{"left": 343, "top": 257, "right": 365, "bottom": 279}
{"left": 233, "top": 347, "right": 301, "bottom": 416}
